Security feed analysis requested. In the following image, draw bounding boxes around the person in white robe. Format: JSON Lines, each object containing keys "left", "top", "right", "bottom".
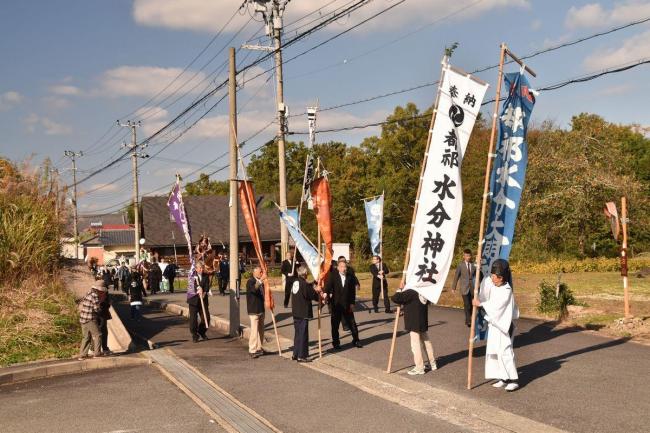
{"left": 472, "top": 259, "right": 520, "bottom": 392}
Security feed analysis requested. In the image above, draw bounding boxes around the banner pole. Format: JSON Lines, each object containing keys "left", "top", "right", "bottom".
{"left": 238, "top": 153, "right": 282, "bottom": 355}
{"left": 317, "top": 304, "right": 323, "bottom": 358}
{"left": 386, "top": 58, "right": 448, "bottom": 374}
{"left": 621, "top": 196, "right": 631, "bottom": 318}
{"left": 467, "top": 43, "right": 507, "bottom": 390}
{"left": 380, "top": 191, "right": 385, "bottom": 304}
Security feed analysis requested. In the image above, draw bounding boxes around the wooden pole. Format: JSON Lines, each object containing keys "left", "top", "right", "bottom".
{"left": 317, "top": 303, "right": 323, "bottom": 358}
{"left": 237, "top": 157, "right": 282, "bottom": 356}
{"left": 621, "top": 196, "right": 631, "bottom": 318}
{"left": 380, "top": 191, "right": 385, "bottom": 304}
{"left": 467, "top": 43, "right": 507, "bottom": 390}
{"left": 386, "top": 58, "right": 448, "bottom": 374}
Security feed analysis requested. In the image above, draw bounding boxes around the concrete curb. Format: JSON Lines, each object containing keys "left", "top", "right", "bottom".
{"left": 107, "top": 304, "right": 137, "bottom": 352}
{"left": 0, "top": 355, "right": 151, "bottom": 387}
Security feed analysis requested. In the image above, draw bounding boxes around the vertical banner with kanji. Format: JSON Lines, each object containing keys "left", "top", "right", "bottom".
{"left": 167, "top": 181, "right": 197, "bottom": 296}
{"left": 364, "top": 195, "right": 384, "bottom": 256}
{"left": 311, "top": 176, "right": 333, "bottom": 284}
{"left": 404, "top": 61, "right": 488, "bottom": 304}
{"left": 238, "top": 180, "right": 274, "bottom": 310}
{"left": 481, "top": 72, "right": 536, "bottom": 274}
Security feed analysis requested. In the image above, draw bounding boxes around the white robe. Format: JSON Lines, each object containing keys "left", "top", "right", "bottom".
{"left": 479, "top": 277, "right": 519, "bottom": 381}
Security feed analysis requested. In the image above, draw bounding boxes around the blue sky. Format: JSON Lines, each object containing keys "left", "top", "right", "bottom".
{"left": 1, "top": 0, "right": 649, "bottom": 213}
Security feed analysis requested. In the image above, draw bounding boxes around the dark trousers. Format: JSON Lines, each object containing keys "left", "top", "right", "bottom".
{"left": 189, "top": 301, "right": 210, "bottom": 339}
{"left": 372, "top": 282, "right": 390, "bottom": 311}
{"left": 130, "top": 304, "right": 142, "bottom": 321}
{"left": 330, "top": 304, "right": 359, "bottom": 347}
{"left": 462, "top": 291, "right": 473, "bottom": 326}
{"left": 283, "top": 277, "right": 292, "bottom": 307}
{"left": 168, "top": 277, "right": 175, "bottom": 293}
{"left": 99, "top": 317, "right": 109, "bottom": 351}
{"left": 293, "top": 318, "right": 309, "bottom": 359}
{"left": 219, "top": 278, "right": 228, "bottom": 295}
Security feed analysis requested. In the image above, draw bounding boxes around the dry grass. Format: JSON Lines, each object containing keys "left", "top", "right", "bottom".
{"left": 0, "top": 276, "right": 80, "bottom": 366}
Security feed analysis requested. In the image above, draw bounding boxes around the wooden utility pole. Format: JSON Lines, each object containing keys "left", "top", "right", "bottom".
{"left": 64, "top": 150, "right": 83, "bottom": 259}
{"left": 228, "top": 47, "right": 241, "bottom": 338}
{"left": 621, "top": 196, "right": 631, "bottom": 318}
{"left": 118, "top": 120, "right": 146, "bottom": 265}
{"left": 243, "top": 0, "right": 290, "bottom": 259}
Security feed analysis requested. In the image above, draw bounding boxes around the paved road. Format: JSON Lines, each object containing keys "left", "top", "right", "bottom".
{"left": 112, "top": 300, "right": 468, "bottom": 433}
{"left": 0, "top": 365, "right": 224, "bottom": 433}
{"left": 142, "top": 290, "right": 650, "bottom": 433}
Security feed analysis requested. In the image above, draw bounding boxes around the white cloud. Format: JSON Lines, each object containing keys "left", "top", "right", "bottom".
{"left": 24, "top": 113, "right": 72, "bottom": 135}
{"left": 49, "top": 84, "right": 81, "bottom": 96}
{"left": 135, "top": 106, "right": 170, "bottom": 136}
{"left": 0, "top": 91, "right": 23, "bottom": 111}
{"left": 133, "top": 0, "right": 529, "bottom": 33}
{"left": 42, "top": 96, "right": 72, "bottom": 109}
{"left": 96, "top": 66, "right": 208, "bottom": 98}
{"left": 583, "top": 29, "right": 650, "bottom": 69}
{"left": 88, "top": 182, "right": 120, "bottom": 192}
{"left": 596, "top": 83, "right": 634, "bottom": 96}
{"left": 565, "top": 1, "right": 650, "bottom": 29}
{"left": 189, "top": 110, "right": 275, "bottom": 141}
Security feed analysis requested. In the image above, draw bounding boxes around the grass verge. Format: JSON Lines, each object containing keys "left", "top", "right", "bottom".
{"left": 0, "top": 277, "right": 81, "bottom": 366}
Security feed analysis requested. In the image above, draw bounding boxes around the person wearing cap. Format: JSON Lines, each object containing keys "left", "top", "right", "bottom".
{"left": 472, "top": 259, "right": 520, "bottom": 392}
{"left": 78, "top": 285, "right": 104, "bottom": 360}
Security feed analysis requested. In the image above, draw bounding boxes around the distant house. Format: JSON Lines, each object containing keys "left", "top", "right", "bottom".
{"left": 140, "top": 195, "right": 282, "bottom": 265}
{"left": 82, "top": 227, "right": 136, "bottom": 266}
{"left": 61, "top": 212, "right": 128, "bottom": 259}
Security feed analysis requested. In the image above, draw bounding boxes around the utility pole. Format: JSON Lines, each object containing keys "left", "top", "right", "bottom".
{"left": 244, "top": 0, "right": 290, "bottom": 258}
{"left": 118, "top": 120, "right": 147, "bottom": 265}
{"left": 228, "top": 47, "right": 241, "bottom": 337}
{"left": 64, "top": 150, "right": 83, "bottom": 259}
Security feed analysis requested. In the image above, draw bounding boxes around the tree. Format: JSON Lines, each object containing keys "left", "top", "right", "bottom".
{"left": 184, "top": 173, "right": 229, "bottom": 196}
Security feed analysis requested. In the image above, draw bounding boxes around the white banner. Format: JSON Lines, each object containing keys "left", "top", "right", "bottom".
{"left": 404, "top": 60, "right": 488, "bottom": 303}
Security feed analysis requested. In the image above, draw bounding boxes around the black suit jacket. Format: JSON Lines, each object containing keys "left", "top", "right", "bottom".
{"left": 324, "top": 271, "right": 356, "bottom": 307}
{"left": 369, "top": 263, "right": 389, "bottom": 289}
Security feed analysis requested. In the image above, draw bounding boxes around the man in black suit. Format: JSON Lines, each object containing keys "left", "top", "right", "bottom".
{"left": 218, "top": 254, "right": 229, "bottom": 296}
{"left": 282, "top": 251, "right": 298, "bottom": 308}
{"left": 324, "top": 259, "right": 362, "bottom": 349}
{"left": 369, "top": 255, "right": 391, "bottom": 313}
{"left": 451, "top": 249, "right": 481, "bottom": 327}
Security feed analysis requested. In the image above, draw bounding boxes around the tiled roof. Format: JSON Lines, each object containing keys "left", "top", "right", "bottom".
{"left": 141, "top": 195, "right": 281, "bottom": 247}
{"left": 99, "top": 229, "right": 135, "bottom": 246}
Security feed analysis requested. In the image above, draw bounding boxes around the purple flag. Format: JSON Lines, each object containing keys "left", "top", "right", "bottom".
{"left": 167, "top": 182, "right": 197, "bottom": 298}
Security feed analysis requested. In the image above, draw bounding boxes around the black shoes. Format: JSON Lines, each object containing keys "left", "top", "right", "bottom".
{"left": 250, "top": 352, "right": 260, "bottom": 359}
{"left": 385, "top": 309, "right": 392, "bottom": 314}
{"left": 332, "top": 344, "right": 341, "bottom": 351}
{"left": 374, "top": 307, "right": 379, "bottom": 313}
{"left": 291, "top": 355, "right": 297, "bottom": 360}
{"left": 297, "top": 358, "right": 311, "bottom": 363}
{"left": 199, "top": 333, "right": 208, "bottom": 341}
{"left": 353, "top": 341, "right": 363, "bottom": 349}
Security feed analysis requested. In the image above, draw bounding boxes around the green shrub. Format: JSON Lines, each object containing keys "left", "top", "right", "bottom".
{"left": 537, "top": 280, "right": 578, "bottom": 321}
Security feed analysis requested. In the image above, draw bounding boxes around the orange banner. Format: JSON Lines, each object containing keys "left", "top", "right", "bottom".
{"left": 238, "top": 180, "right": 274, "bottom": 310}
{"left": 311, "top": 176, "right": 333, "bottom": 285}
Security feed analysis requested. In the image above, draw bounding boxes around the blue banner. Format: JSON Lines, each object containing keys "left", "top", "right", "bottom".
{"left": 285, "top": 207, "right": 300, "bottom": 229}
{"left": 364, "top": 195, "right": 384, "bottom": 256}
{"left": 279, "top": 209, "right": 322, "bottom": 281}
{"left": 481, "top": 72, "right": 536, "bottom": 274}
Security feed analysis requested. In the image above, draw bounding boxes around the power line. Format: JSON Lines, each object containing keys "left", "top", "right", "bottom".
{"left": 289, "top": 58, "right": 650, "bottom": 135}
{"left": 69, "top": 0, "right": 376, "bottom": 190}
{"left": 289, "top": 14, "right": 650, "bottom": 118}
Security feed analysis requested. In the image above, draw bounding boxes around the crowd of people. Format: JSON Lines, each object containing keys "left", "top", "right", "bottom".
{"left": 79, "top": 239, "right": 520, "bottom": 392}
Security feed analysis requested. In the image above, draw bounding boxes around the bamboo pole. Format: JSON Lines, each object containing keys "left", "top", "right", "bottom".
{"left": 621, "top": 196, "right": 631, "bottom": 318}
{"left": 317, "top": 303, "right": 323, "bottom": 358}
{"left": 466, "top": 43, "right": 507, "bottom": 390}
{"left": 379, "top": 191, "right": 385, "bottom": 305}
{"left": 386, "top": 58, "right": 448, "bottom": 374}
